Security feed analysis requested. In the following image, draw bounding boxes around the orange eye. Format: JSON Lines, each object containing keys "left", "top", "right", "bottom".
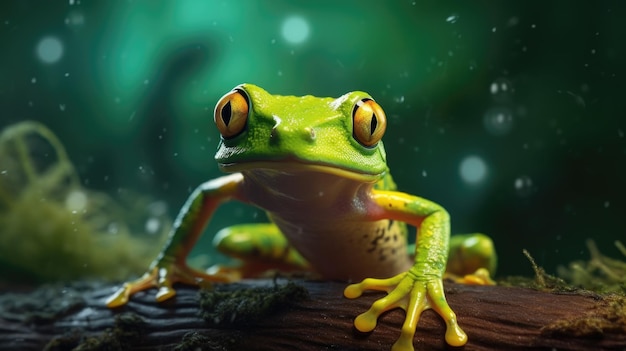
{"left": 352, "top": 99, "right": 386, "bottom": 147}
{"left": 214, "top": 89, "right": 249, "bottom": 138}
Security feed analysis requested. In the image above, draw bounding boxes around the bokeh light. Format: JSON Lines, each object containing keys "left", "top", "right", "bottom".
{"left": 459, "top": 155, "right": 488, "bottom": 185}
{"left": 281, "top": 16, "right": 310, "bottom": 44}
{"left": 35, "top": 36, "right": 64, "bottom": 64}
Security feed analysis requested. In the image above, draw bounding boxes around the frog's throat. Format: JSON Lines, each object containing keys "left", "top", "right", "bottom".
{"left": 218, "top": 161, "right": 383, "bottom": 183}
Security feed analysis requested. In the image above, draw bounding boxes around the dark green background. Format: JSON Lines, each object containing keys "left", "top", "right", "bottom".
{"left": 1, "top": 1, "right": 624, "bottom": 276}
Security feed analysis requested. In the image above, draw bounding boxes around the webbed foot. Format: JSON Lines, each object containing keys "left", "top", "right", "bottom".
{"left": 106, "top": 260, "right": 235, "bottom": 308}
{"left": 344, "top": 271, "right": 467, "bottom": 351}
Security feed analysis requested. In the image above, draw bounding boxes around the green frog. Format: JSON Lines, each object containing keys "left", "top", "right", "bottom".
{"left": 106, "top": 84, "right": 496, "bottom": 351}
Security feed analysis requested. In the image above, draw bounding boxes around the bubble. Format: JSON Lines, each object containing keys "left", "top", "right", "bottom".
{"left": 483, "top": 107, "right": 514, "bottom": 136}
{"left": 36, "top": 36, "right": 64, "bottom": 64}
{"left": 514, "top": 176, "right": 534, "bottom": 197}
{"left": 459, "top": 155, "right": 487, "bottom": 184}
{"left": 281, "top": 16, "right": 310, "bottom": 44}
{"left": 489, "top": 77, "right": 513, "bottom": 103}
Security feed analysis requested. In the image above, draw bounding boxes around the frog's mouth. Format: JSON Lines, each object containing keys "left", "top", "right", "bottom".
{"left": 218, "top": 160, "right": 383, "bottom": 183}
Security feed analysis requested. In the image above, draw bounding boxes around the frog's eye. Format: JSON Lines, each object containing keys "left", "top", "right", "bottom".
{"left": 352, "top": 98, "right": 387, "bottom": 147}
{"left": 214, "top": 89, "right": 249, "bottom": 138}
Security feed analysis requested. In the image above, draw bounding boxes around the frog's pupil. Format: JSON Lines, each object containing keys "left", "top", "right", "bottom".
{"left": 222, "top": 101, "right": 232, "bottom": 126}
{"left": 370, "top": 113, "right": 378, "bottom": 136}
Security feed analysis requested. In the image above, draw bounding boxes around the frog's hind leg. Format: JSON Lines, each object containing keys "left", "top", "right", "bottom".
{"left": 445, "top": 233, "right": 497, "bottom": 285}
{"left": 211, "top": 223, "right": 311, "bottom": 279}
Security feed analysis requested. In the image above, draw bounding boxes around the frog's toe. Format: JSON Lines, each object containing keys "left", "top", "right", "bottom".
{"left": 354, "top": 296, "right": 404, "bottom": 332}
{"left": 105, "top": 285, "right": 132, "bottom": 308}
{"left": 444, "top": 318, "right": 468, "bottom": 347}
{"left": 105, "top": 268, "right": 159, "bottom": 308}
{"left": 446, "top": 267, "right": 495, "bottom": 285}
{"left": 344, "top": 274, "right": 405, "bottom": 298}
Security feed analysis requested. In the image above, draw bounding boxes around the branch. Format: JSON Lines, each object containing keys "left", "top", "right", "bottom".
{"left": 0, "top": 279, "right": 624, "bottom": 350}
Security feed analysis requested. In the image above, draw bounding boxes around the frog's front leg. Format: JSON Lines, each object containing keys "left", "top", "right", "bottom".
{"left": 344, "top": 190, "right": 467, "bottom": 350}
{"left": 106, "top": 173, "right": 245, "bottom": 308}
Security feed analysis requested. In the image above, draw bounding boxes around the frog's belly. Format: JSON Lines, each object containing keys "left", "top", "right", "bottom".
{"left": 270, "top": 215, "right": 412, "bottom": 281}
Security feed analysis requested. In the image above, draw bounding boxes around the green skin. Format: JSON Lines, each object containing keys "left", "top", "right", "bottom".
{"left": 106, "top": 84, "right": 497, "bottom": 351}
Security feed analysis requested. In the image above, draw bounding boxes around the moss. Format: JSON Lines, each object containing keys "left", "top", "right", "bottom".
{"left": 199, "top": 280, "right": 309, "bottom": 327}
{"left": 501, "top": 242, "right": 626, "bottom": 295}
{"left": 541, "top": 294, "right": 626, "bottom": 338}
{"left": 0, "top": 121, "right": 169, "bottom": 283}
{"left": 499, "top": 249, "right": 580, "bottom": 293}
{"left": 173, "top": 331, "right": 232, "bottom": 351}
{"left": 44, "top": 312, "right": 147, "bottom": 351}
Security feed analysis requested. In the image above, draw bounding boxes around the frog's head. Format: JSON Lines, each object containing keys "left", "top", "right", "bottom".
{"left": 213, "top": 84, "right": 389, "bottom": 182}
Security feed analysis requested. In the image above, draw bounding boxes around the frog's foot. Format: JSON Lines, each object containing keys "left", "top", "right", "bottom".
{"left": 446, "top": 267, "right": 495, "bottom": 285}
{"left": 344, "top": 271, "right": 467, "bottom": 351}
{"left": 106, "top": 261, "right": 235, "bottom": 308}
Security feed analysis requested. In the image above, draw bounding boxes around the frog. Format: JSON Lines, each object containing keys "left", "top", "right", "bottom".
{"left": 106, "top": 84, "right": 496, "bottom": 351}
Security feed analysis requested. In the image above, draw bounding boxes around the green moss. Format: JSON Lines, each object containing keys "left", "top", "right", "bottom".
{"left": 500, "top": 241, "right": 626, "bottom": 295}
{"left": 0, "top": 121, "right": 169, "bottom": 283}
{"left": 499, "top": 249, "right": 580, "bottom": 293}
{"left": 44, "top": 312, "right": 147, "bottom": 351}
{"left": 199, "top": 280, "right": 309, "bottom": 327}
{"left": 173, "top": 331, "right": 232, "bottom": 351}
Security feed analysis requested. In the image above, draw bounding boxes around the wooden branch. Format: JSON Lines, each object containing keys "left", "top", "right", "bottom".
{"left": 0, "top": 279, "right": 624, "bottom": 350}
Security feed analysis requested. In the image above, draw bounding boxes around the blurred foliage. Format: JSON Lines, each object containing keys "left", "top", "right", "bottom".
{"left": 558, "top": 240, "right": 626, "bottom": 293}
{"left": 0, "top": 121, "right": 168, "bottom": 283}
{"left": 0, "top": 1, "right": 625, "bottom": 276}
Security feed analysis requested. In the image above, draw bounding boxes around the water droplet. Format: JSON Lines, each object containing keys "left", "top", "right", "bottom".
{"left": 514, "top": 176, "right": 534, "bottom": 197}
{"left": 446, "top": 14, "right": 459, "bottom": 24}
{"left": 59, "top": 104, "right": 66, "bottom": 111}
{"left": 281, "top": 16, "right": 310, "bottom": 44}
{"left": 483, "top": 107, "right": 514, "bottom": 136}
{"left": 65, "top": 190, "right": 88, "bottom": 212}
{"left": 421, "top": 170, "right": 427, "bottom": 177}
{"left": 145, "top": 217, "right": 161, "bottom": 234}
{"left": 489, "top": 78, "right": 513, "bottom": 103}
{"left": 31, "top": 77, "right": 37, "bottom": 84}
{"left": 459, "top": 155, "right": 487, "bottom": 184}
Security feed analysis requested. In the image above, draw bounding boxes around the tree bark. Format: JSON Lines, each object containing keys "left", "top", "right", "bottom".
{"left": 0, "top": 279, "right": 624, "bottom": 351}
